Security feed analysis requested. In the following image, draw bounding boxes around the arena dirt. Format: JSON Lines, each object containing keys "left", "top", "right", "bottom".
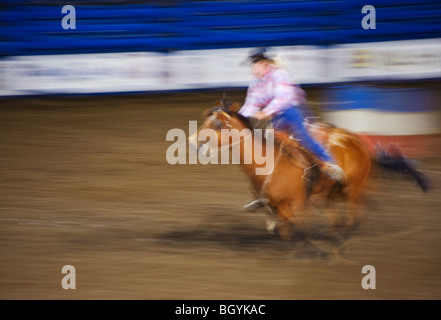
{"left": 0, "top": 91, "right": 440, "bottom": 299}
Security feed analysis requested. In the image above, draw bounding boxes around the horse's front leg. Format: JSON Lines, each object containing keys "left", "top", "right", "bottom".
{"left": 274, "top": 201, "right": 302, "bottom": 241}
{"left": 262, "top": 203, "right": 279, "bottom": 234}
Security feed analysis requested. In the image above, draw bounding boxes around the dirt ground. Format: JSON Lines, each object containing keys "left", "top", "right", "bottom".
{"left": 0, "top": 91, "right": 440, "bottom": 300}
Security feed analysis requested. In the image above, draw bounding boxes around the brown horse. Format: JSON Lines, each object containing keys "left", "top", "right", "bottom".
{"left": 190, "top": 100, "right": 429, "bottom": 240}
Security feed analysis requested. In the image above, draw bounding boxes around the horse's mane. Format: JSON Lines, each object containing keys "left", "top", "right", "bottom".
{"left": 205, "top": 105, "right": 253, "bottom": 129}
{"left": 232, "top": 112, "right": 253, "bottom": 129}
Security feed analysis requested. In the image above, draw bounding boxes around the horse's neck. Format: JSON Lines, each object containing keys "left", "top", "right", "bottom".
{"left": 234, "top": 124, "right": 273, "bottom": 185}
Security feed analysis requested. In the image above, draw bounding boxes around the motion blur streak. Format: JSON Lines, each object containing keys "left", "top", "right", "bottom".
{"left": 1, "top": 0, "right": 441, "bottom": 300}
{"left": 0, "top": 92, "right": 440, "bottom": 299}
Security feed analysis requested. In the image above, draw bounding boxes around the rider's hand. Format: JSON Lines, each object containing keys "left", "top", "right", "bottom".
{"left": 254, "top": 111, "right": 270, "bottom": 120}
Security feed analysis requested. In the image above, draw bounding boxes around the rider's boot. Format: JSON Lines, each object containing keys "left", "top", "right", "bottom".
{"left": 321, "top": 161, "right": 347, "bottom": 184}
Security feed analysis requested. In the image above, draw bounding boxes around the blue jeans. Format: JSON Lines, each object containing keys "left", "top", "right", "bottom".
{"left": 271, "top": 107, "right": 333, "bottom": 162}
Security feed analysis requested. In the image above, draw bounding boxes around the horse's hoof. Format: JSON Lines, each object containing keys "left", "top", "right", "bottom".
{"left": 243, "top": 199, "right": 265, "bottom": 212}
{"left": 266, "top": 219, "right": 277, "bottom": 234}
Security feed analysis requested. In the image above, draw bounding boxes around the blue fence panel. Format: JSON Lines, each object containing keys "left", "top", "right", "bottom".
{"left": 325, "top": 86, "right": 437, "bottom": 112}
{"left": 1, "top": 0, "right": 441, "bottom": 56}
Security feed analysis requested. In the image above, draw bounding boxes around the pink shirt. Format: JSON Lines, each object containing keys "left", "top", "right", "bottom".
{"left": 239, "top": 66, "right": 304, "bottom": 117}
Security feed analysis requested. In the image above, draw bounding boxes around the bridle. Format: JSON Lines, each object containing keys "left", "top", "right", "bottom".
{"left": 205, "top": 110, "right": 253, "bottom": 152}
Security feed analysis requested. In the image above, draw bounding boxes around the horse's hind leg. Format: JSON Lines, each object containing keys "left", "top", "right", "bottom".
{"left": 324, "top": 201, "right": 345, "bottom": 232}
{"left": 323, "top": 183, "right": 346, "bottom": 232}
{"left": 344, "top": 154, "right": 371, "bottom": 230}
{"left": 345, "top": 185, "right": 368, "bottom": 230}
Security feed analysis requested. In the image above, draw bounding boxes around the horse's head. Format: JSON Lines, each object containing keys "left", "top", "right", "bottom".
{"left": 188, "top": 100, "right": 248, "bottom": 154}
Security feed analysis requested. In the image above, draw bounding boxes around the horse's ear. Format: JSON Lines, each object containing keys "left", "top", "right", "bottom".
{"left": 228, "top": 102, "right": 241, "bottom": 113}
{"left": 214, "top": 99, "right": 224, "bottom": 107}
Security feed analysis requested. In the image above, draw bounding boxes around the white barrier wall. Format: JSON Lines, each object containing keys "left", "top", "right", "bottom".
{"left": 2, "top": 39, "right": 440, "bottom": 96}
{"left": 0, "top": 46, "right": 328, "bottom": 96}
{"left": 327, "top": 38, "right": 441, "bottom": 81}
{"left": 1, "top": 40, "right": 440, "bottom": 157}
{"left": 323, "top": 109, "right": 440, "bottom": 135}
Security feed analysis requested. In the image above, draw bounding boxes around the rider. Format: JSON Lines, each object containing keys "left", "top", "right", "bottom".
{"left": 239, "top": 48, "right": 346, "bottom": 211}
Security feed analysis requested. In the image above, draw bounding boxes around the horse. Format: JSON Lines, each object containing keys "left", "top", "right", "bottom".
{"left": 189, "top": 100, "right": 430, "bottom": 240}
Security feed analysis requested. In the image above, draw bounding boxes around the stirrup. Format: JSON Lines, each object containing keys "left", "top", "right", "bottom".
{"left": 242, "top": 198, "right": 266, "bottom": 212}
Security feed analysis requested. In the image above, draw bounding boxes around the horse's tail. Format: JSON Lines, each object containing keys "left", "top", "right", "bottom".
{"left": 374, "top": 143, "right": 431, "bottom": 193}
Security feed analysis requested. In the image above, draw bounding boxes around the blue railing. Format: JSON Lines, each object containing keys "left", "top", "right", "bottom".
{"left": 1, "top": 0, "right": 441, "bottom": 56}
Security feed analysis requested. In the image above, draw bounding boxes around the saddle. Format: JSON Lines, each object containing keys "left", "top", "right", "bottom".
{"left": 307, "top": 122, "right": 335, "bottom": 146}
{"left": 272, "top": 122, "right": 340, "bottom": 198}
{"left": 273, "top": 122, "right": 335, "bottom": 168}
{"left": 249, "top": 118, "right": 337, "bottom": 172}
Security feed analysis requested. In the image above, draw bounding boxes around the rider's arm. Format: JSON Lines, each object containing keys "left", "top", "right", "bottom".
{"left": 262, "top": 70, "right": 301, "bottom": 117}
{"left": 238, "top": 80, "right": 264, "bottom": 117}
{"left": 239, "top": 100, "right": 260, "bottom": 117}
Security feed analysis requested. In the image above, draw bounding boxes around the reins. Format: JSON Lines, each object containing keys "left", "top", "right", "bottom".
{"left": 259, "top": 140, "right": 285, "bottom": 201}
